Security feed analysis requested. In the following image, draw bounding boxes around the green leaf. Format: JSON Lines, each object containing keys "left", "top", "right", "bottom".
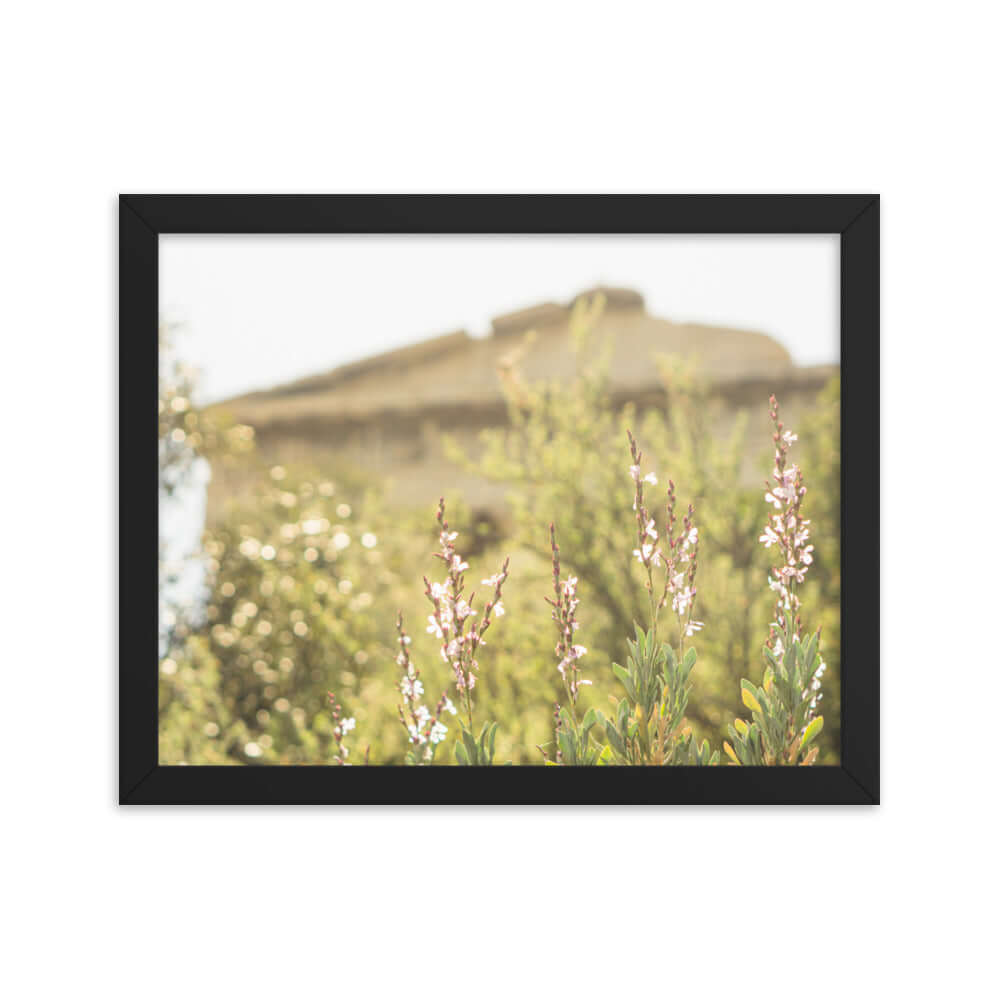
{"left": 612, "top": 662, "right": 636, "bottom": 701}
{"left": 786, "top": 640, "right": 798, "bottom": 674}
{"left": 802, "top": 631, "right": 820, "bottom": 670}
{"left": 455, "top": 741, "right": 469, "bottom": 766}
{"left": 800, "top": 716, "right": 824, "bottom": 750}
{"left": 462, "top": 727, "right": 479, "bottom": 765}
{"left": 616, "top": 697, "right": 629, "bottom": 733}
{"left": 740, "top": 681, "right": 762, "bottom": 714}
{"left": 557, "top": 729, "right": 576, "bottom": 765}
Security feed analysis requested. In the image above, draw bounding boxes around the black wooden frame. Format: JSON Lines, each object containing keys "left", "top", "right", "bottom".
{"left": 120, "top": 195, "right": 879, "bottom": 804}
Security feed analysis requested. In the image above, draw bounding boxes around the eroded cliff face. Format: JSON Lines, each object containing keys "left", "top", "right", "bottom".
{"left": 205, "top": 288, "right": 837, "bottom": 520}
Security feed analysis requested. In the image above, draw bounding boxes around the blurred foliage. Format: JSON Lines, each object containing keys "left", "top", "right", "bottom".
{"left": 159, "top": 302, "right": 841, "bottom": 765}
{"left": 158, "top": 323, "right": 255, "bottom": 495}
{"left": 160, "top": 462, "right": 446, "bottom": 764}
{"left": 158, "top": 324, "right": 254, "bottom": 651}
{"left": 447, "top": 298, "right": 841, "bottom": 761}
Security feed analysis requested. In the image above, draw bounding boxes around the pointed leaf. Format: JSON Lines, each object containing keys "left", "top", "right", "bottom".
{"left": 612, "top": 663, "right": 635, "bottom": 701}
{"left": 557, "top": 729, "right": 576, "bottom": 765}
{"left": 741, "top": 686, "right": 762, "bottom": 714}
{"left": 800, "top": 716, "right": 824, "bottom": 750}
{"left": 462, "top": 727, "right": 479, "bottom": 764}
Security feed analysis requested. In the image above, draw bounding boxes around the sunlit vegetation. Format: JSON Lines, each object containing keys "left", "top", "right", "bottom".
{"left": 159, "top": 302, "right": 840, "bottom": 765}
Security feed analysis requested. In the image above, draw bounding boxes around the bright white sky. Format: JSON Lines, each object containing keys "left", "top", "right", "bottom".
{"left": 159, "top": 234, "right": 839, "bottom": 404}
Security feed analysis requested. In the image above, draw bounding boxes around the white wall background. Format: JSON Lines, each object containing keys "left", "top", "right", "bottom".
{"left": 4, "top": 3, "right": 998, "bottom": 998}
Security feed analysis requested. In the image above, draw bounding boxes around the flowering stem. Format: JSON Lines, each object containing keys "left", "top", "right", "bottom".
{"left": 423, "top": 498, "right": 510, "bottom": 753}
{"left": 546, "top": 523, "right": 588, "bottom": 733}
{"left": 626, "top": 431, "right": 701, "bottom": 652}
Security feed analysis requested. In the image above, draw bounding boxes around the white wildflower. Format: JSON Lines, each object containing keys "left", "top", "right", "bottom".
{"left": 759, "top": 525, "right": 780, "bottom": 548}
{"left": 400, "top": 676, "right": 424, "bottom": 699}
{"left": 633, "top": 542, "right": 659, "bottom": 565}
{"left": 672, "top": 587, "right": 693, "bottom": 616}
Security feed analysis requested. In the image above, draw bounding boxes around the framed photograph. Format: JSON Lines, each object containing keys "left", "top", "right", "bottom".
{"left": 121, "top": 194, "right": 878, "bottom": 804}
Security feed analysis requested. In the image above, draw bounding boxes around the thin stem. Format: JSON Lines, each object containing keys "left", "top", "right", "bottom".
{"left": 646, "top": 567, "right": 658, "bottom": 641}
